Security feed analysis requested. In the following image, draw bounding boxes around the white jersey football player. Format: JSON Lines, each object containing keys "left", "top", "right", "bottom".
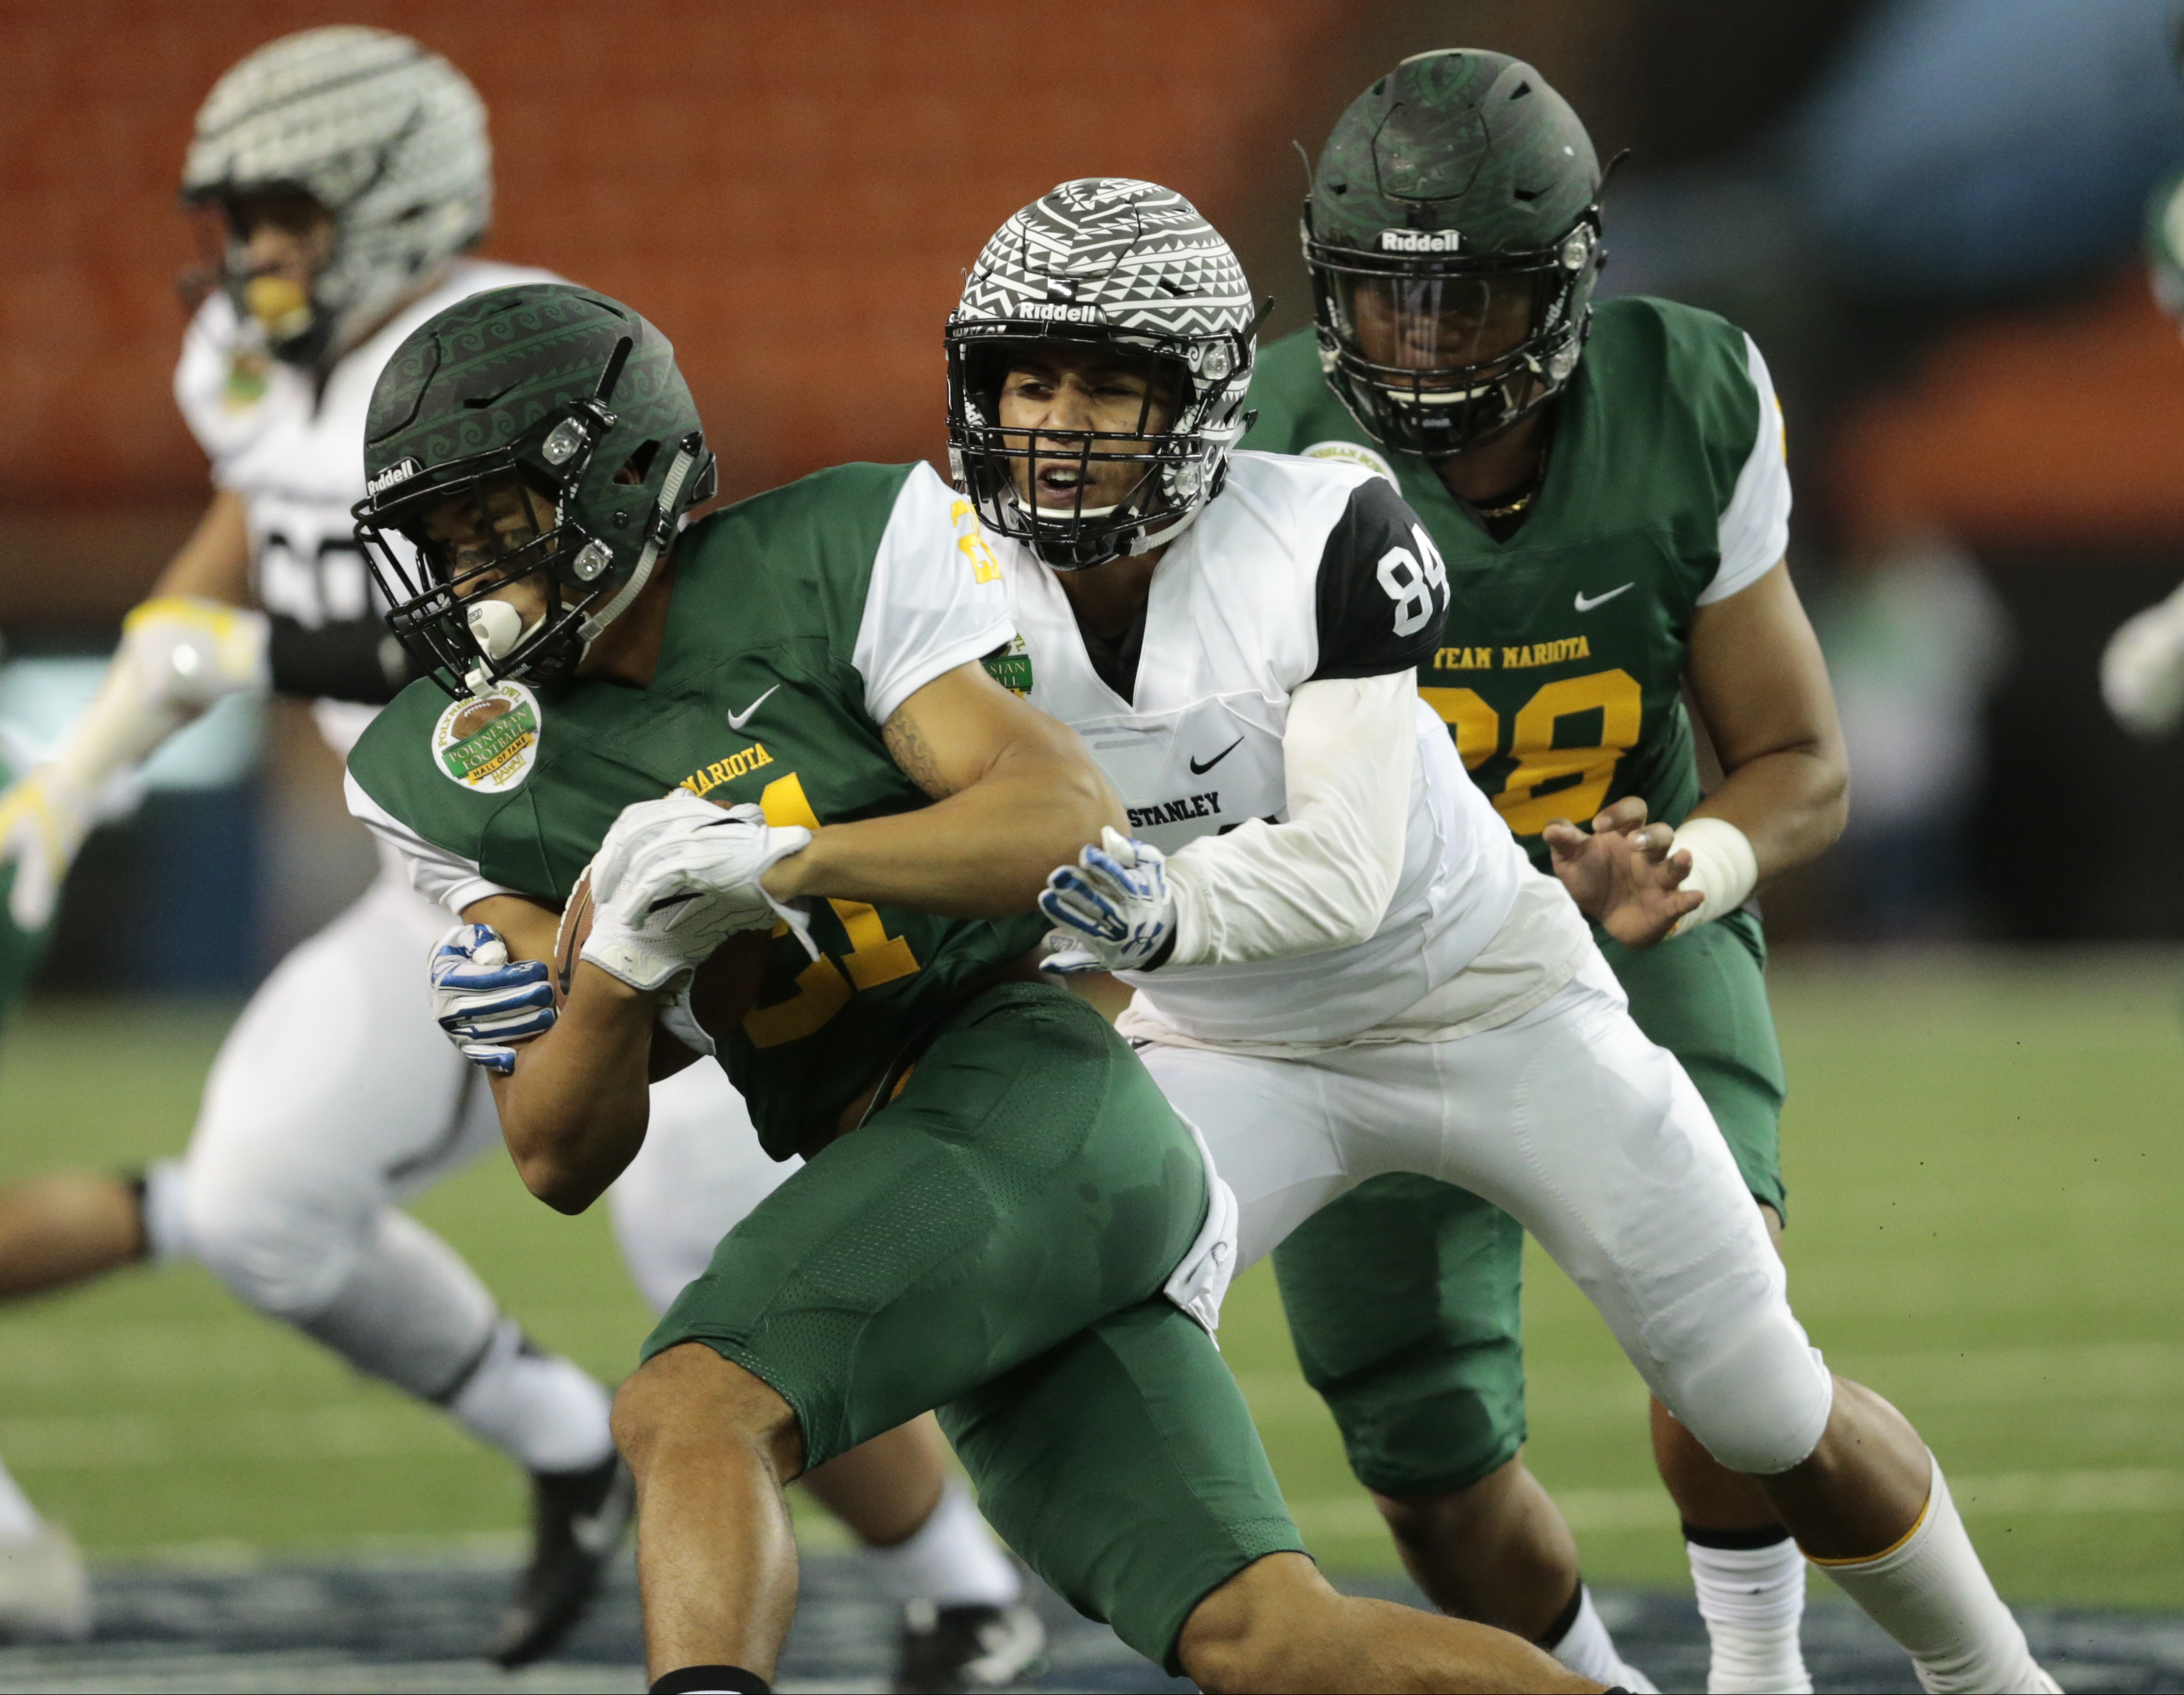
{"left": 0, "top": 29, "right": 1032, "bottom": 1679}
{"left": 951, "top": 179, "right": 2058, "bottom": 1695}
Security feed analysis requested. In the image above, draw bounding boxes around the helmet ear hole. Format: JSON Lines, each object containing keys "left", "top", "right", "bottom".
{"left": 615, "top": 440, "right": 661, "bottom": 487}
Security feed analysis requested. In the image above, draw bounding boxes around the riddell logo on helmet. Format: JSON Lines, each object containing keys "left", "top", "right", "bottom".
{"left": 1018, "top": 301, "right": 1101, "bottom": 322}
{"left": 367, "top": 457, "right": 423, "bottom": 496}
{"left": 1379, "top": 229, "right": 1462, "bottom": 254}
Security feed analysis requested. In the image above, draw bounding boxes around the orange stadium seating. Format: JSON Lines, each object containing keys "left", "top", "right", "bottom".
{"left": 0, "top": 0, "right": 1355, "bottom": 620}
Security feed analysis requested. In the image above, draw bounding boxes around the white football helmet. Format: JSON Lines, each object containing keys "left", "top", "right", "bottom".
{"left": 181, "top": 26, "right": 491, "bottom": 364}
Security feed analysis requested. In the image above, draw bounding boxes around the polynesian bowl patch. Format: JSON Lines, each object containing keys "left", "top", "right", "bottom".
{"left": 433, "top": 681, "right": 542, "bottom": 792}
{"left": 1301, "top": 438, "right": 1399, "bottom": 488}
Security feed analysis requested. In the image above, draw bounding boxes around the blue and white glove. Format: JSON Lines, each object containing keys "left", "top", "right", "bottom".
{"left": 428, "top": 923, "right": 557, "bottom": 1075}
{"left": 1039, "top": 827, "right": 1177, "bottom": 973}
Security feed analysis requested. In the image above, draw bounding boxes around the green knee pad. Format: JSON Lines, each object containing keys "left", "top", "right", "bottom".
{"left": 1596, "top": 907, "right": 1788, "bottom": 1217}
{"left": 1273, "top": 1175, "right": 1529, "bottom": 1500}
{"left": 941, "top": 1299, "right": 1306, "bottom": 1674}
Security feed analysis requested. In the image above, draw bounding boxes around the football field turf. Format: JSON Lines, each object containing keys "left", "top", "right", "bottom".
{"left": 0, "top": 948, "right": 2177, "bottom": 1609}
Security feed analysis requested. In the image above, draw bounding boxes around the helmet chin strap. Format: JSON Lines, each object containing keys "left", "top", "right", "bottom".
{"left": 576, "top": 446, "right": 696, "bottom": 655}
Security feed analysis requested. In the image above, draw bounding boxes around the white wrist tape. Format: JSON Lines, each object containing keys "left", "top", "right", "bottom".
{"left": 1668, "top": 815, "right": 1759, "bottom": 937}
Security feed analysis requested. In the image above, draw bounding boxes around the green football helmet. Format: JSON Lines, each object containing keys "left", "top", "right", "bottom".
{"left": 352, "top": 283, "right": 716, "bottom": 697}
{"left": 1305, "top": 49, "right": 1604, "bottom": 458}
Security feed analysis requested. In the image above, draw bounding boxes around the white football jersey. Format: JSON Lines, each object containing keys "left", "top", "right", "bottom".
{"left": 994, "top": 449, "right": 1531, "bottom": 1044}
{"left": 174, "top": 258, "right": 557, "bottom": 754}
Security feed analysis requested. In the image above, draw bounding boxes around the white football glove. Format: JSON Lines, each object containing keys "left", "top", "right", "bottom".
{"left": 0, "top": 767, "right": 93, "bottom": 932}
{"left": 428, "top": 923, "right": 557, "bottom": 1075}
{"left": 118, "top": 596, "right": 270, "bottom": 714}
{"left": 1039, "top": 827, "right": 1177, "bottom": 973}
{"left": 0, "top": 595, "right": 268, "bottom": 933}
{"left": 579, "top": 792, "right": 815, "bottom": 993}
{"left": 2101, "top": 582, "right": 2184, "bottom": 739}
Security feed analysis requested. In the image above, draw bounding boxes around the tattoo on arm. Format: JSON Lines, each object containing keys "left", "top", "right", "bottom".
{"left": 883, "top": 706, "right": 959, "bottom": 800}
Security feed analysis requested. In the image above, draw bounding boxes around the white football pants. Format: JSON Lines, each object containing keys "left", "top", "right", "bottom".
{"left": 175, "top": 869, "right": 780, "bottom": 1401}
{"left": 1139, "top": 948, "right": 1835, "bottom": 1476}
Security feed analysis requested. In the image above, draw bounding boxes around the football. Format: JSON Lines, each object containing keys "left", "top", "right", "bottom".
{"left": 552, "top": 866, "right": 773, "bottom": 1054}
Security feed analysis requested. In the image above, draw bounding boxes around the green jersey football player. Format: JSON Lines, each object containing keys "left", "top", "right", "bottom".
{"left": 342, "top": 283, "right": 1590, "bottom": 1695}
{"left": 1240, "top": 50, "right": 2010, "bottom": 1695}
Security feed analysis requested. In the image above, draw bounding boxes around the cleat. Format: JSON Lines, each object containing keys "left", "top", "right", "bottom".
{"left": 895, "top": 1598, "right": 1047, "bottom": 1693}
{"left": 0, "top": 1521, "right": 91, "bottom": 1643}
{"left": 488, "top": 1452, "right": 633, "bottom": 1668}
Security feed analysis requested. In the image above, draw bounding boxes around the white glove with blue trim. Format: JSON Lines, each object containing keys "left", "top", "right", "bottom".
{"left": 1039, "top": 827, "right": 1177, "bottom": 973}
{"left": 428, "top": 923, "right": 557, "bottom": 1075}
{"left": 580, "top": 792, "right": 817, "bottom": 992}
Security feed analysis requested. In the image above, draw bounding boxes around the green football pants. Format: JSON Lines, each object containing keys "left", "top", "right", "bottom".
{"left": 646, "top": 981, "right": 1304, "bottom": 1669}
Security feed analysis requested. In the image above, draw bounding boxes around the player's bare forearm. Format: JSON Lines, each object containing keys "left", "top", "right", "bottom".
{"left": 487, "top": 964, "right": 654, "bottom": 1213}
{"left": 773, "top": 742, "right": 1119, "bottom": 917}
{"left": 1686, "top": 559, "right": 1849, "bottom": 879}
{"left": 765, "top": 660, "right": 1124, "bottom": 919}
{"left": 150, "top": 488, "right": 255, "bottom": 606}
{"left": 1686, "top": 742, "right": 1847, "bottom": 877}
{"left": 462, "top": 894, "right": 652, "bottom": 1213}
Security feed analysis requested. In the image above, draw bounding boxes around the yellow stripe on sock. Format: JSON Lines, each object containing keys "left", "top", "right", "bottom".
{"left": 1802, "top": 1489, "right": 1932, "bottom": 1568}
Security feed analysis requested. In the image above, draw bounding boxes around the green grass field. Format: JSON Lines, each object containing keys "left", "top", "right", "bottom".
{"left": 0, "top": 950, "right": 2178, "bottom": 1605}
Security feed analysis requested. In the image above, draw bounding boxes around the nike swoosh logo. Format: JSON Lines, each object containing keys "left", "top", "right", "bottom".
{"left": 1574, "top": 583, "right": 1635, "bottom": 612}
{"left": 1189, "top": 737, "right": 1244, "bottom": 776}
{"left": 725, "top": 685, "right": 779, "bottom": 731}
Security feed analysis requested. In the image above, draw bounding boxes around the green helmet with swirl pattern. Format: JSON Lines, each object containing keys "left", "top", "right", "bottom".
{"left": 352, "top": 283, "right": 716, "bottom": 697}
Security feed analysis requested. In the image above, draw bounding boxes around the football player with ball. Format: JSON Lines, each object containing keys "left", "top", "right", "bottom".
{"left": 0, "top": 30, "right": 1032, "bottom": 1681}
{"left": 344, "top": 279, "right": 1604, "bottom": 1695}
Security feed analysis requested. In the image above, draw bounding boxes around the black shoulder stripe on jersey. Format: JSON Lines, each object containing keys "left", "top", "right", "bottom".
{"left": 1309, "top": 473, "right": 1449, "bottom": 682}
{"left": 267, "top": 613, "right": 414, "bottom": 705}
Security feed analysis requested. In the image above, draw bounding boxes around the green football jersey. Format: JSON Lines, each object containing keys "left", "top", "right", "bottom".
{"left": 348, "top": 460, "right": 1045, "bottom": 1159}
{"left": 1243, "top": 296, "right": 1789, "bottom": 866}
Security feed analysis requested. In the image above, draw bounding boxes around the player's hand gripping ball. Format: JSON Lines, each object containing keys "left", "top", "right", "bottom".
{"left": 428, "top": 923, "right": 557, "bottom": 1075}
{"left": 554, "top": 792, "right": 808, "bottom": 1056}
{"left": 1040, "top": 827, "right": 1177, "bottom": 973}
{"left": 573, "top": 792, "right": 811, "bottom": 995}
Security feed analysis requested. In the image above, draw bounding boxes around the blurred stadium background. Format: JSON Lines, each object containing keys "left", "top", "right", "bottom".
{"left": 3, "top": 0, "right": 2183, "bottom": 1687}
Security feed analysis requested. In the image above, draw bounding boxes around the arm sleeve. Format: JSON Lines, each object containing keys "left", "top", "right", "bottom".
{"left": 1702, "top": 333, "right": 1793, "bottom": 606}
{"left": 267, "top": 614, "right": 413, "bottom": 703}
{"left": 1162, "top": 672, "right": 1415, "bottom": 965}
{"left": 1307, "top": 473, "right": 1451, "bottom": 680}
{"left": 343, "top": 768, "right": 517, "bottom": 916}
{"left": 853, "top": 463, "right": 1018, "bottom": 725}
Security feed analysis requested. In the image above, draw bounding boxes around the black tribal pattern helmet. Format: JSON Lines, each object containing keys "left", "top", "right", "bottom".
{"left": 946, "top": 178, "right": 1258, "bottom": 570}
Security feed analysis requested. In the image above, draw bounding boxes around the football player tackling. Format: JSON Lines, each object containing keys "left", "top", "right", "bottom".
{"left": 946, "top": 177, "right": 2055, "bottom": 1694}
{"left": 343, "top": 281, "right": 1595, "bottom": 1694}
